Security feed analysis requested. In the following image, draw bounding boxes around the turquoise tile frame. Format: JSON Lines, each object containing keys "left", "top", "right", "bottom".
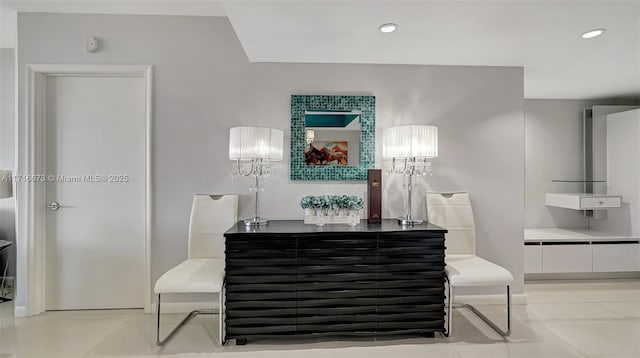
{"left": 291, "top": 95, "right": 375, "bottom": 181}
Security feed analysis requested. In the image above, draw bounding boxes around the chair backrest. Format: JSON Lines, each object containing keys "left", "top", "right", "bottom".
{"left": 426, "top": 192, "right": 476, "bottom": 255}
{"left": 188, "top": 194, "right": 238, "bottom": 259}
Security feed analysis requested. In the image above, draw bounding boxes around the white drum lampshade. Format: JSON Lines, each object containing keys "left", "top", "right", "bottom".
{"left": 383, "top": 125, "right": 438, "bottom": 159}
{"left": 229, "top": 127, "right": 284, "bottom": 161}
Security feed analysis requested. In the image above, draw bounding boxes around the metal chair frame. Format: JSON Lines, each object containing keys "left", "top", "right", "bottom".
{"left": 444, "top": 276, "right": 511, "bottom": 338}
{"left": 155, "top": 280, "right": 227, "bottom": 346}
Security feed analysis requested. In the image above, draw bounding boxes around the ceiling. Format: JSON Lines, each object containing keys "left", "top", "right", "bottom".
{"left": 1, "top": 0, "right": 639, "bottom": 99}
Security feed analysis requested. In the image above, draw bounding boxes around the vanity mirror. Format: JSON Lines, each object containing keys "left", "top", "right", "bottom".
{"left": 290, "top": 95, "right": 375, "bottom": 180}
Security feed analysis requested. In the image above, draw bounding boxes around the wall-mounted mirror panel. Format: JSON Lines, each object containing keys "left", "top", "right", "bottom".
{"left": 291, "top": 95, "right": 375, "bottom": 180}
{"left": 304, "top": 110, "right": 361, "bottom": 166}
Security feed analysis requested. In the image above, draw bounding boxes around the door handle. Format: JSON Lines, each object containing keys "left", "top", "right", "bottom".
{"left": 47, "top": 202, "right": 60, "bottom": 211}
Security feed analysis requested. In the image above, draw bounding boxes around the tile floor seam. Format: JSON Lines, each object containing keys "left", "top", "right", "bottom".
{"left": 596, "top": 302, "right": 639, "bottom": 319}
{"left": 574, "top": 292, "right": 640, "bottom": 303}
{"left": 540, "top": 331, "right": 593, "bottom": 358}
{"left": 526, "top": 317, "right": 633, "bottom": 324}
{"left": 448, "top": 345, "right": 466, "bottom": 358}
{"left": 544, "top": 319, "right": 640, "bottom": 357}
{"left": 81, "top": 315, "right": 133, "bottom": 358}
{"left": 588, "top": 301, "right": 628, "bottom": 319}
{"left": 525, "top": 302, "right": 628, "bottom": 321}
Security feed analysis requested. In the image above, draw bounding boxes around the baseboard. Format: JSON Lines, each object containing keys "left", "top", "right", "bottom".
{"left": 150, "top": 301, "right": 218, "bottom": 314}
{"left": 14, "top": 305, "right": 29, "bottom": 317}
{"left": 454, "top": 294, "right": 527, "bottom": 305}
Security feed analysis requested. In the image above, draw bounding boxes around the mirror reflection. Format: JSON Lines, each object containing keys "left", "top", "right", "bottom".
{"left": 304, "top": 110, "right": 361, "bottom": 166}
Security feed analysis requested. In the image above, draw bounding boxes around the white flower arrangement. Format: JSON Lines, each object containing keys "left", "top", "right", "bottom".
{"left": 300, "top": 195, "right": 364, "bottom": 225}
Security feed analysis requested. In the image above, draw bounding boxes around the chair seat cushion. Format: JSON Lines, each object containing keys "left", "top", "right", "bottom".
{"left": 154, "top": 258, "right": 224, "bottom": 294}
{"left": 446, "top": 254, "right": 514, "bottom": 287}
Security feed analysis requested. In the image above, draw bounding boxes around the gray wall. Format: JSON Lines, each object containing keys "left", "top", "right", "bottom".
{"left": 525, "top": 99, "right": 640, "bottom": 229}
{"left": 16, "top": 13, "right": 525, "bottom": 304}
{"left": 0, "top": 48, "right": 16, "bottom": 278}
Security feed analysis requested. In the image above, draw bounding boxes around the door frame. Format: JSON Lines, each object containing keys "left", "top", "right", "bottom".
{"left": 18, "top": 64, "right": 152, "bottom": 316}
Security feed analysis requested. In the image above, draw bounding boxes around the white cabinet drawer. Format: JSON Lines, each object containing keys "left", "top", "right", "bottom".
{"left": 542, "top": 244, "right": 592, "bottom": 273}
{"left": 525, "top": 244, "right": 542, "bottom": 273}
{"left": 580, "top": 197, "right": 621, "bottom": 209}
{"left": 593, "top": 243, "right": 640, "bottom": 272}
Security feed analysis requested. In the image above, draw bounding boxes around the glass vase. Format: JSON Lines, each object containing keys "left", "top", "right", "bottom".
{"left": 348, "top": 209, "right": 360, "bottom": 226}
{"left": 315, "top": 208, "right": 327, "bottom": 227}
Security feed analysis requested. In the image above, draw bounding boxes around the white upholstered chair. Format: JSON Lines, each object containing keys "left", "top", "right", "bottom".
{"left": 154, "top": 194, "right": 238, "bottom": 346}
{"left": 427, "top": 192, "right": 513, "bottom": 337}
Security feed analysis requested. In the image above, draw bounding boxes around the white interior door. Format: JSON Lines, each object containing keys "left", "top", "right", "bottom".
{"left": 45, "top": 75, "right": 146, "bottom": 310}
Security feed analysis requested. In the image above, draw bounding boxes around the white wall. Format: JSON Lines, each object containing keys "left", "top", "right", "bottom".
{"left": 0, "top": 48, "right": 16, "bottom": 278}
{"left": 524, "top": 99, "right": 640, "bottom": 229}
{"left": 16, "top": 13, "right": 525, "bottom": 304}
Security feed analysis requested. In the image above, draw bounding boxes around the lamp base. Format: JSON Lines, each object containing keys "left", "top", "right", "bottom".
{"left": 244, "top": 216, "right": 269, "bottom": 226}
{"left": 397, "top": 217, "right": 423, "bottom": 226}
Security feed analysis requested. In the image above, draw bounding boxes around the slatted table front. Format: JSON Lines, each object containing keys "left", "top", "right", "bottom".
{"left": 223, "top": 219, "right": 447, "bottom": 344}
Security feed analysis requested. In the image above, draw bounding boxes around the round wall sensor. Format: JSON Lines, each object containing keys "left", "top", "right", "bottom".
{"left": 86, "top": 37, "right": 99, "bottom": 52}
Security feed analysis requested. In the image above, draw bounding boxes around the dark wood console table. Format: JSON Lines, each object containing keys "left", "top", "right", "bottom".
{"left": 223, "top": 219, "right": 447, "bottom": 343}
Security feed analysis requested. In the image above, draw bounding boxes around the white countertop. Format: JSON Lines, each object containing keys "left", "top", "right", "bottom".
{"left": 546, "top": 193, "right": 621, "bottom": 198}
{"left": 524, "top": 228, "right": 638, "bottom": 242}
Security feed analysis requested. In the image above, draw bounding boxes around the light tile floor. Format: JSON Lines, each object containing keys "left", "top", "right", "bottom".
{"left": 0, "top": 279, "right": 639, "bottom": 357}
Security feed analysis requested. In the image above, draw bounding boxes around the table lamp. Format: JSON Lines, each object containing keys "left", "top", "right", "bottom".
{"left": 229, "top": 127, "right": 284, "bottom": 226}
{"left": 383, "top": 125, "right": 438, "bottom": 225}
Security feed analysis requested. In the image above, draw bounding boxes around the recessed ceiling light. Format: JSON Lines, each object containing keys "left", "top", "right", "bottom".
{"left": 581, "top": 28, "right": 606, "bottom": 39}
{"left": 379, "top": 23, "right": 398, "bottom": 34}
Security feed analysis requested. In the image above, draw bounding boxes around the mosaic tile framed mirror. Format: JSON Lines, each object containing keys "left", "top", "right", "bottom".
{"left": 290, "top": 95, "right": 375, "bottom": 180}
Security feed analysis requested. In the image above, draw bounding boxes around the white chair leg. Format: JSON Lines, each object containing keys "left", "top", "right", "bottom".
{"left": 459, "top": 285, "right": 511, "bottom": 338}
{"left": 156, "top": 293, "right": 217, "bottom": 346}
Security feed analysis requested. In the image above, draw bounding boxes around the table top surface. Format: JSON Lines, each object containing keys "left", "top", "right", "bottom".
{"left": 224, "top": 219, "right": 446, "bottom": 235}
